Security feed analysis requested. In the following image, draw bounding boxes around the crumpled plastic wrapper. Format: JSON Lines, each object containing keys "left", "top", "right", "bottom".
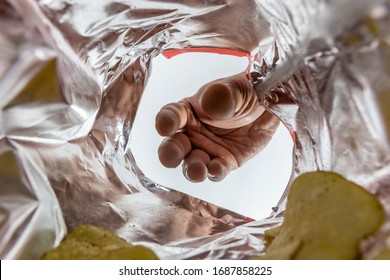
{"left": 0, "top": 0, "right": 389, "bottom": 260}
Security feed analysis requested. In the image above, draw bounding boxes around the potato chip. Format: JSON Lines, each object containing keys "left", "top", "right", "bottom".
{"left": 371, "top": 248, "right": 390, "bottom": 260}
{"left": 41, "top": 224, "right": 158, "bottom": 260}
{"left": 256, "top": 171, "right": 385, "bottom": 260}
{"left": 263, "top": 225, "right": 281, "bottom": 246}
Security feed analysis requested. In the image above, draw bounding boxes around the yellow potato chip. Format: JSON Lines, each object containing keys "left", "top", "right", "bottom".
{"left": 263, "top": 225, "right": 282, "bottom": 246}
{"left": 371, "top": 248, "right": 390, "bottom": 260}
{"left": 258, "top": 171, "right": 385, "bottom": 260}
{"left": 91, "top": 246, "right": 159, "bottom": 260}
{"left": 41, "top": 224, "right": 158, "bottom": 260}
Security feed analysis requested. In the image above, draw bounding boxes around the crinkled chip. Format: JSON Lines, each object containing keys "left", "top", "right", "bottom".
{"left": 256, "top": 171, "right": 385, "bottom": 260}
{"left": 371, "top": 247, "right": 390, "bottom": 260}
{"left": 41, "top": 224, "right": 158, "bottom": 260}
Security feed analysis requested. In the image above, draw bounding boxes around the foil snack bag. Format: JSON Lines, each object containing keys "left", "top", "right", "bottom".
{"left": 0, "top": 0, "right": 389, "bottom": 259}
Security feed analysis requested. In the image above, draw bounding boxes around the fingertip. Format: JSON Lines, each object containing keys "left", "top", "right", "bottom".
{"left": 155, "top": 108, "right": 180, "bottom": 136}
{"left": 207, "top": 159, "right": 228, "bottom": 182}
{"left": 183, "top": 160, "right": 208, "bottom": 183}
{"left": 158, "top": 138, "right": 184, "bottom": 168}
{"left": 182, "top": 149, "right": 210, "bottom": 183}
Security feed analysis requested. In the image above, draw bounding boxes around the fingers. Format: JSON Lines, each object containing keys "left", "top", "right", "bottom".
{"left": 182, "top": 150, "right": 230, "bottom": 183}
{"left": 158, "top": 135, "right": 231, "bottom": 183}
{"left": 155, "top": 102, "right": 187, "bottom": 136}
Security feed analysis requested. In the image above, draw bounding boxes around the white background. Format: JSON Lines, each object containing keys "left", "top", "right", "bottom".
{"left": 130, "top": 52, "right": 293, "bottom": 220}
{"left": 2, "top": 260, "right": 389, "bottom": 279}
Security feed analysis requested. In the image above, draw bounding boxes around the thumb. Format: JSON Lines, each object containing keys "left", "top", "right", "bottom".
{"left": 191, "top": 73, "right": 265, "bottom": 129}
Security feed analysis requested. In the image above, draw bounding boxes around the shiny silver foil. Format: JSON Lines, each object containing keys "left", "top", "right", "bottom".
{"left": 0, "top": 0, "right": 389, "bottom": 259}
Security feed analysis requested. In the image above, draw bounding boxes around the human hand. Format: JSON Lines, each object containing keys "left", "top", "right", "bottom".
{"left": 155, "top": 73, "right": 280, "bottom": 183}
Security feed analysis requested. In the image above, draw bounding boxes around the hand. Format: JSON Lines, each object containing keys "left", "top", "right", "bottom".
{"left": 155, "top": 73, "right": 280, "bottom": 183}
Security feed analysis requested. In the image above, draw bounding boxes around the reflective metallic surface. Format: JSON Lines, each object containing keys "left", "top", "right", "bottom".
{"left": 1, "top": 0, "right": 389, "bottom": 259}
